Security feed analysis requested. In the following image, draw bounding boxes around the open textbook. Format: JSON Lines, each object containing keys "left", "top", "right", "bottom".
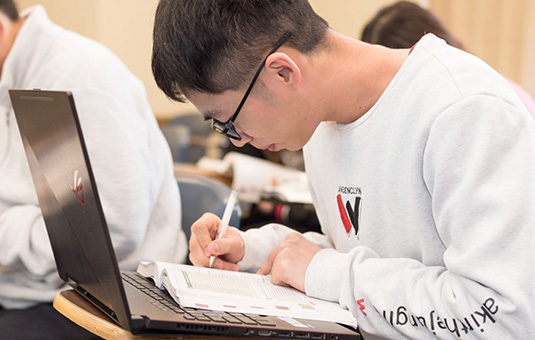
{"left": 137, "top": 261, "right": 356, "bottom": 327}
{"left": 197, "top": 152, "right": 312, "bottom": 204}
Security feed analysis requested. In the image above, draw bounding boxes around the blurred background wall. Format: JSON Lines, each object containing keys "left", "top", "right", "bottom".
{"left": 16, "top": 0, "right": 535, "bottom": 122}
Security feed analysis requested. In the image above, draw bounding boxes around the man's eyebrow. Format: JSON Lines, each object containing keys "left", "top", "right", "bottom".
{"left": 202, "top": 109, "right": 222, "bottom": 121}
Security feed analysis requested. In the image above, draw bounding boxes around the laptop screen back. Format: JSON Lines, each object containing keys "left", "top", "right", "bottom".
{"left": 9, "top": 90, "right": 132, "bottom": 329}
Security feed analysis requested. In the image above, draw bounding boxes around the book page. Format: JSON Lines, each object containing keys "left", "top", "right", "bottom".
{"left": 178, "top": 267, "right": 311, "bottom": 304}
{"left": 149, "top": 263, "right": 356, "bottom": 326}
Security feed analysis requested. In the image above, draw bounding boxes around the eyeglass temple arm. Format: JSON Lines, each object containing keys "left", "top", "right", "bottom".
{"left": 227, "top": 32, "right": 292, "bottom": 124}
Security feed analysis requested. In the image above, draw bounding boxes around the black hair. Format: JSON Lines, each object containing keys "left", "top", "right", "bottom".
{"left": 0, "top": 0, "right": 18, "bottom": 21}
{"left": 152, "top": 0, "right": 329, "bottom": 102}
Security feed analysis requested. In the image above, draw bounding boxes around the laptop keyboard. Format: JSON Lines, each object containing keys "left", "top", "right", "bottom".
{"left": 121, "top": 272, "right": 276, "bottom": 326}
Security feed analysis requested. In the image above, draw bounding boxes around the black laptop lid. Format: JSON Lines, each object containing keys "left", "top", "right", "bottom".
{"left": 9, "top": 90, "right": 132, "bottom": 329}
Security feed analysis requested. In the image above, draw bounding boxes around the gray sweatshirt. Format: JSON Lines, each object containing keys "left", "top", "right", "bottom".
{"left": 237, "top": 34, "right": 535, "bottom": 339}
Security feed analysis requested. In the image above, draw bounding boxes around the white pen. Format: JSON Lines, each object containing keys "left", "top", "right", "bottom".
{"left": 209, "top": 190, "right": 238, "bottom": 268}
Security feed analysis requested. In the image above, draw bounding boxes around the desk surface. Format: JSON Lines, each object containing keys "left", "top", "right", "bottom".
{"left": 174, "top": 163, "right": 232, "bottom": 186}
{"left": 53, "top": 290, "right": 263, "bottom": 339}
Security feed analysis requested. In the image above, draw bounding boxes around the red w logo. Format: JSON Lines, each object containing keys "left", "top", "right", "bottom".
{"left": 336, "top": 194, "right": 360, "bottom": 235}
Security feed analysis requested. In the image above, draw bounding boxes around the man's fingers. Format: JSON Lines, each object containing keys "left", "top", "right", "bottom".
{"left": 257, "top": 245, "right": 281, "bottom": 275}
{"left": 190, "top": 226, "right": 212, "bottom": 256}
{"left": 190, "top": 213, "right": 221, "bottom": 255}
{"left": 270, "top": 270, "right": 284, "bottom": 286}
{"left": 257, "top": 262, "right": 270, "bottom": 275}
{"left": 188, "top": 245, "right": 208, "bottom": 267}
{"left": 207, "top": 235, "right": 236, "bottom": 256}
{"left": 212, "top": 258, "right": 238, "bottom": 271}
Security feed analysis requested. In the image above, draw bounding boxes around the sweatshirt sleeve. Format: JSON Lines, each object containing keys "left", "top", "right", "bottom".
{"left": 237, "top": 224, "right": 333, "bottom": 272}
{"left": 71, "top": 86, "right": 169, "bottom": 264}
{"left": 305, "top": 95, "right": 535, "bottom": 339}
{"left": 0, "top": 205, "right": 56, "bottom": 276}
{"left": 238, "top": 177, "right": 334, "bottom": 272}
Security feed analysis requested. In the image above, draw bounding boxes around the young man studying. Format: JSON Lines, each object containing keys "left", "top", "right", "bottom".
{"left": 152, "top": 0, "right": 535, "bottom": 338}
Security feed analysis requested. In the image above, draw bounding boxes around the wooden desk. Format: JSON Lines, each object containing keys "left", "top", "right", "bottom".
{"left": 53, "top": 290, "right": 262, "bottom": 339}
{"left": 174, "top": 163, "right": 232, "bottom": 186}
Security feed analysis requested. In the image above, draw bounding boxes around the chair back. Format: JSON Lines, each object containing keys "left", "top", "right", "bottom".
{"left": 161, "top": 124, "right": 190, "bottom": 163}
{"left": 163, "top": 113, "right": 213, "bottom": 163}
{"left": 177, "top": 174, "right": 241, "bottom": 243}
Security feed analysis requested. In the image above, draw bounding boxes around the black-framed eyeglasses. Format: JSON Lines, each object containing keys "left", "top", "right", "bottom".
{"left": 211, "top": 32, "right": 292, "bottom": 140}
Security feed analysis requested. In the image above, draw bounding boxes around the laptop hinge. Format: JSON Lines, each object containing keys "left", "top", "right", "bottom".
{"left": 66, "top": 276, "right": 78, "bottom": 290}
{"left": 69, "top": 280, "right": 121, "bottom": 325}
{"left": 130, "top": 314, "right": 150, "bottom": 331}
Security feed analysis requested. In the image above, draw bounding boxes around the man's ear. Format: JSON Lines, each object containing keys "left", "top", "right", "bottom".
{"left": 264, "top": 52, "right": 301, "bottom": 87}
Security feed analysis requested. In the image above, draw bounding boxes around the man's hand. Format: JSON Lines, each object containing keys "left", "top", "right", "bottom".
{"left": 257, "top": 232, "right": 321, "bottom": 292}
{"left": 189, "top": 212, "right": 244, "bottom": 271}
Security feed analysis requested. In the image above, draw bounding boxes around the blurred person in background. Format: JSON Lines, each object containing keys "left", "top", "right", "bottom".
{"left": 0, "top": 1, "right": 186, "bottom": 338}
{"left": 361, "top": 0, "right": 535, "bottom": 118}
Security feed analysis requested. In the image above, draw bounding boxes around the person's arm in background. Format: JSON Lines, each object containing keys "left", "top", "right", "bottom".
{"left": 304, "top": 96, "right": 535, "bottom": 338}
{"left": 0, "top": 107, "right": 61, "bottom": 285}
{"left": 0, "top": 205, "right": 54, "bottom": 276}
{"left": 72, "top": 84, "right": 185, "bottom": 267}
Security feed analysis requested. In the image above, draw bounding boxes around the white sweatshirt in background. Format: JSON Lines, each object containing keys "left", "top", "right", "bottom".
{"left": 237, "top": 34, "right": 535, "bottom": 339}
{"left": 0, "top": 6, "right": 187, "bottom": 309}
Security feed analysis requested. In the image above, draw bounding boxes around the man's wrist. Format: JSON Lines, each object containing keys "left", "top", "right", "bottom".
{"left": 235, "top": 228, "right": 257, "bottom": 271}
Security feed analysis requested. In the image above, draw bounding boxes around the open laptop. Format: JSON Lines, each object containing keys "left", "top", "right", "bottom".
{"left": 9, "top": 89, "right": 360, "bottom": 339}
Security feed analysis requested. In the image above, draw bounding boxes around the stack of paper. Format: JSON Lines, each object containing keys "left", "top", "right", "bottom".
{"left": 197, "top": 152, "right": 312, "bottom": 204}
